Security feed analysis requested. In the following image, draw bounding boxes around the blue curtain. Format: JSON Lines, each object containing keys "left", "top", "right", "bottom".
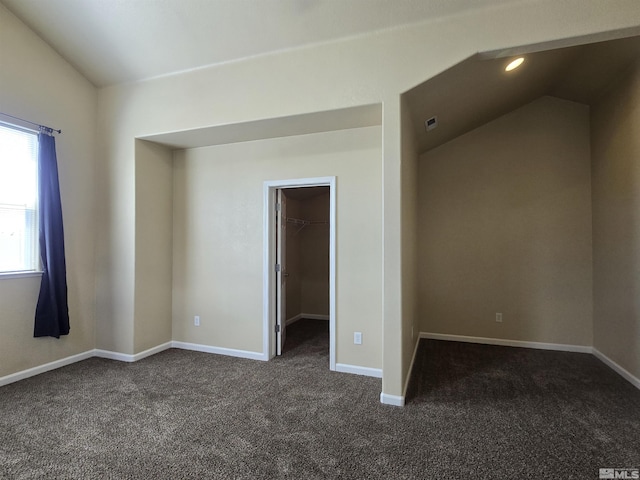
{"left": 34, "top": 129, "right": 69, "bottom": 338}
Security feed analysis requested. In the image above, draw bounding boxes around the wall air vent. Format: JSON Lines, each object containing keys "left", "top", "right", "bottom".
{"left": 425, "top": 116, "right": 438, "bottom": 131}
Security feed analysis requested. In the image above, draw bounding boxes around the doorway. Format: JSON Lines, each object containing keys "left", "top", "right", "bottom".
{"left": 263, "top": 177, "right": 336, "bottom": 370}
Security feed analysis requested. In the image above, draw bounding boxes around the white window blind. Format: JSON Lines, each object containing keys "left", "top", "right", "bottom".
{"left": 0, "top": 122, "right": 39, "bottom": 273}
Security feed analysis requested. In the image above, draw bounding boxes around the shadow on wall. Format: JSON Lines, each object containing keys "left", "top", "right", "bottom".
{"left": 416, "top": 96, "right": 593, "bottom": 346}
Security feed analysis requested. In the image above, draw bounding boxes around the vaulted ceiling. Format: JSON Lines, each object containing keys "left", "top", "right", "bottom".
{"left": 0, "top": 0, "right": 521, "bottom": 87}
{"left": 3, "top": 1, "right": 639, "bottom": 155}
{"left": 404, "top": 34, "right": 640, "bottom": 154}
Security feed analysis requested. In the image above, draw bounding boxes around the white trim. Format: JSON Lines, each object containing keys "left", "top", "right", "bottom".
{"left": 1, "top": 341, "right": 264, "bottom": 389}
{"left": 263, "top": 177, "right": 337, "bottom": 370}
{"left": 262, "top": 182, "right": 274, "bottom": 361}
{"left": 335, "top": 363, "right": 382, "bottom": 378}
{"left": 420, "top": 333, "right": 640, "bottom": 391}
{"left": 93, "top": 349, "right": 135, "bottom": 362}
{"left": 94, "top": 342, "right": 172, "bottom": 363}
{"left": 377, "top": 335, "right": 421, "bottom": 407}
{"left": 0, "top": 271, "right": 43, "bottom": 280}
{"left": 328, "top": 179, "right": 337, "bottom": 371}
{"left": 287, "top": 313, "right": 330, "bottom": 325}
{"left": 5, "top": 339, "right": 638, "bottom": 400}
{"left": 420, "top": 332, "right": 593, "bottom": 353}
{"left": 380, "top": 393, "right": 405, "bottom": 407}
{"left": 0, "top": 350, "right": 94, "bottom": 387}
{"left": 286, "top": 313, "right": 304, "bottom": 325}
{"left": 0, "top": 116, "right": 40, "bottom": 134}
{"left": 134, "top": 342, "right": 172, "bottom": 360}
{"left": 171, "top": 341, "right": 265, "bottom": 361}
{"left": 593, "top": 348, "right": 640, "bottom": 391}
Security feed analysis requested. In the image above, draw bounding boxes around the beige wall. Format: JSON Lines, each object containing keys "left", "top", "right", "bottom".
{"left": 0, "top": 5, "right": 97, "bottom": 376}
{"left": 591, "top": 61, "right": 640, "bottom": 379}
{"left": 172, "top": 126, "right": 383, "bottom": 369}
{"left": 299, "top": 192, "right": 330, "bottom": 316}
{"left": 400, "top": 95, "right": 420, "bottom": 395}
{"left": 284, "top": 191, "right": 330, "bottom": 322}
{"left": 134, "top": 140, "right": 173, "bottom": 353}
{"left": 95, "top": 1, "right": 640, "bottom": 396}
{"left": 418, "top": 96, "right": 593, "bottom": 346}
{"left": 1, "top": 0, "right": 639, "bottom": 397}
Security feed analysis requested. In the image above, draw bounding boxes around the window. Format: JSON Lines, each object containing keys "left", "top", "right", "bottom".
{"left": 0, "top": 122, "right": 39, "bottom": 273}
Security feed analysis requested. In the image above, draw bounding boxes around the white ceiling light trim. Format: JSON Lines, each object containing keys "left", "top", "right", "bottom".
{"left": 505, "top": 57, "right": 525, "bottom": 71}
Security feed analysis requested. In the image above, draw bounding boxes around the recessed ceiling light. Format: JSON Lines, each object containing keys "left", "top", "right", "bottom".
{"left": 505, "top": 57, "right": 525, "bottom": 72}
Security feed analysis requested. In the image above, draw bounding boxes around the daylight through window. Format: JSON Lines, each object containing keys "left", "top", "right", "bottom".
{"left": 0, "top": 123, "right": 39, "bottom": 273}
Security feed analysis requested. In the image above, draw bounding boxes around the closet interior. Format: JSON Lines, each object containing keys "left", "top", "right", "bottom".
{"left": 282, "top": 186, "right": 330, "bottom": 338}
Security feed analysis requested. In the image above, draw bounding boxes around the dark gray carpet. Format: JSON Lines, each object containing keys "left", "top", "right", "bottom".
{"left": 1, "top": 320, "right": 639, "bottom": 479}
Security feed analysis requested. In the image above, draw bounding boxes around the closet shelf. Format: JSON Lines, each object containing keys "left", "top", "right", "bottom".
{"left": 286, "top": 217, "right": 329, "bottom": 234}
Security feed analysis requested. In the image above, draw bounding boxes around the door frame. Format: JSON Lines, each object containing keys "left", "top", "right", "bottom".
{"left": 275, "top": 188, "right": 287, "bottom": 356}
{"left": 263, "top": 176, "right": 337, "bottom": 370}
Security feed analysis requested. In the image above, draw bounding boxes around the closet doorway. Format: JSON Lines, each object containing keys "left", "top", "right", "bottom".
{"left": 263, "top": 177, "right": 336, "bottom": 370}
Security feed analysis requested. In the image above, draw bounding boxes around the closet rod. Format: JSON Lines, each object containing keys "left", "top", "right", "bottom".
{"left": 286, "top": 217, "right": 329, "bottom": 225}
{"left": 286, "top": 217, "right": 329, "bottom": 235}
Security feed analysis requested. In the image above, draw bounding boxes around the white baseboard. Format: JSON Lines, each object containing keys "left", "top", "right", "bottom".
{"left": 286, "top": 314, "right": 304, "bottom": 325}
{"left": 0, "top": 349, "right": 94, "bottom": 387}
{"left": 0, "top": 340, "right": 264, "bottom": 389}
{"left": 171, "top": 341, "right": 266, "bottom": 361}
{"left": 378, "top": 334, "right": 421, "bottom": 407}
{"left": 11, "top": 334, "right": 634, "bottom": 401}
{"left": 286, "top": 313, "right": 330, "bottom": 325}
{"left": 380, "top": 392, "right": 405, "bottom": 407}
{"left": 420, "top": 332, "right": 640, "bottom": 391}
{"left": 420, "top": 332, "right": 592, "bottom": 354}
{"left": 94, "top": 342, "right": 172, "bottom": 363}
{"left": 593, "top": 348, "right": 640, "bottom": 390}
{"left": 136, "top": 342, "right": 172, "bottom": 360}
{"left": 93, "top": 349, "right": 134, "bottom": 362}
{"left": 335, "top": 363, "right": 382, "bottom": 378}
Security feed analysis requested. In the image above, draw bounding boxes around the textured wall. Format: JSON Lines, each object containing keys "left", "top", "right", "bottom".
{"left": 591, "top": 61, "right": 640, "bottom": 380}
{"left": 418, "top": 96, "right": 593, "bottom": 346}
{"left": 299, "top": 192, "right": 330, "bottom": 317}
{"left": 172, "top": 126, "right": 383, "bottom": 369}
{"left": 96, "top": 0, "right": 640, "bottom": 396}
{"left": 134, "top": 140, "right": 173, "bottom": 353}
{"left": 0, "top": 5, "right": 97, "bottom": 376}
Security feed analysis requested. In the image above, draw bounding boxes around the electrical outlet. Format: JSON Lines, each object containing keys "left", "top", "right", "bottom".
{"left": 354, "top": 332, "right": 362, "bottom": 345}
{"left": 496, "top": 313, "right": 503, "bottom": 323}
{"left": 194, "top": 315, "right": 200, "bottom": 326}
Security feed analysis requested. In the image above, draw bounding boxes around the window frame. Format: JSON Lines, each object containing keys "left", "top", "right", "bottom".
{"left": 0, "top": 121, "right": 42, "bottom": 278}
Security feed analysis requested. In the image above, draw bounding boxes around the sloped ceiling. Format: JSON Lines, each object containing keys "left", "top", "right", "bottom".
{"left": 0, "top": 0, "right": 521, "bottom": 87}
{"left": 406, "top": 35, "right": 640, "bottom": 155}
{"left": 3, "top": 1, "right": 639, "bottom": 154}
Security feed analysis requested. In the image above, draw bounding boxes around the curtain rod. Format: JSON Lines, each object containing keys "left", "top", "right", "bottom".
{"left": 0, "top": 111, "right": 62, "bottom": 134}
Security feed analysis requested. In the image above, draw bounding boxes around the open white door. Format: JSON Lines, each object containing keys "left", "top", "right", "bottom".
{"left": 263, "top": 177, "right": 336, "bottom": 369}
{"left": 275, "top": 189, "right": 287, "bottom": 355}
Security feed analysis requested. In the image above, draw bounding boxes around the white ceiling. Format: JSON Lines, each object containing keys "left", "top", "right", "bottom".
{"left": 5, "top": 0, "right": 639, "bottom": 154}
{"left": 1, "top": 0, "right": 520, "bottom": 87}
